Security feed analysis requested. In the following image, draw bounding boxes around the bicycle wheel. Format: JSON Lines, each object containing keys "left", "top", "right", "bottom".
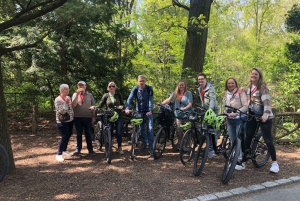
{"left": 222, "top": 138, "right": 241, "bottom": 184}
{"left": 130, "top": 127, "right": 138, "bottom": 161}
{"left": 219, "top": 131, "right": 231, "bottom": 160}
{"left": 193, "top": 134, "right": 209, "bottom": 176}
{"left": 153, "top": 127, "right": 167, "bottom": 159}
{"left": 180, "top": 129, "right": 196, "bottom": 165}
{"left": 104, "top": 127, "right": 112, "bottom": 164}
{"left": 94, "top": 121, "right": 103, "bottom": 151}
{"left": 251, "top": 132, "right": 270, "bottom": 168}
{"left": 0, "top": 144, "right": 9, "bottom": 182}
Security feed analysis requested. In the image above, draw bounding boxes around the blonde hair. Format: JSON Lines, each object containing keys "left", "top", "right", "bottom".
{"left": 107, "top": 82, "right": 118, "bottom": 91}
{"left": 173, "top": 81, "right": 187, "bottom": 100}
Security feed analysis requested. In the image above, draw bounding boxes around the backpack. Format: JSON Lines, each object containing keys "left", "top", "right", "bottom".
{"left": 156, "top": 106, "right": 174, "bottom": 127}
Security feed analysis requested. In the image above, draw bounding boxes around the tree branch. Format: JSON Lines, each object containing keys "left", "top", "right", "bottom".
{"left": 14, "top": 0, "right": 54, "bottom": 19}
{"left": 172, "top": 0, "right": 189, "bottom": 11}
{"left": 0, "top": 0, "right": 68, "bottom": 32}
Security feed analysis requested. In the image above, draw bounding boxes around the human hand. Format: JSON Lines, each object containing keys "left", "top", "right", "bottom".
{"left": 261, "top": 115, "right": 268, "bottom": 122}
{"left": 125, "top": 109, "right": 130, "bottom": 115}
{"left": 89, "top": 106, "right": 95, "bottom": 110}
{"left": 118, "top": 105, "right": 123, "bottom": 109}
{"left": 77, "top": 88, "right": 84, "bottom": 94}
{"left": 146, "top": 111, "right": 152, "bottom": 116}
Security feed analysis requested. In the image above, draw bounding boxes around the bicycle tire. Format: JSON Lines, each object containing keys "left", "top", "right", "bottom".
{"left": 104, "top": 127, "right": 112, "bottom": 164}
{"left": 180, "top": 129, "right": 196, "bottom": 165}
{"left": 0, "top": 144, "right": 9, "bottom": 183}
{"left": 193, "top": 134, "right": 209, "bottom": 176}
{"left": 219, "top": 132, "right": 231, "bottom": 160}
{"left": 251, "top": 132, "right": 270, "bottom": 168}
{"left": 130, "top": 126, "right": 138, "bottom": 161}
{"left": 94, "top": 121, "right": 103, "bottom": 151}
{"left": 153, "top": 127, "right": 167, "bottom": 159}
{"left": 222, "top": 138, "right": 241, "bottom": 184}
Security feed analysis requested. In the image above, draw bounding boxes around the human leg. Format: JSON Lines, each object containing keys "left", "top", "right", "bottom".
{"left": 83, "top": 117, "right": 94, "bottom": 153}
{"left": 74, "top": 117, "right": 84, "bottom": 153}
{"left": 147, "top": 115, "right": 154, "bottom": 154}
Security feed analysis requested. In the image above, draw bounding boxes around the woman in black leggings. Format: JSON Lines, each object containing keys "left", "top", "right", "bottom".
{"left": 243, "top": 68, "right": 279, "bottom": 173}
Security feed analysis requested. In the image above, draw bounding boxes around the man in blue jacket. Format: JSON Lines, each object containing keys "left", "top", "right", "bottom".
{"left": 125, "top": 75, "right": 154, "bottom": 156}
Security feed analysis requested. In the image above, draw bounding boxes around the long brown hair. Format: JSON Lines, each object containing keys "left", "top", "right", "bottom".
{"left": 248, "top": 68, "right": 267, "bottom": 90}
{"left": 173, "top": 80, "right": 187, "bottom": 100}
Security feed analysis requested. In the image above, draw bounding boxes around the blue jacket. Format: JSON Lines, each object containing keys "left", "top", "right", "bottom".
{"left": 126, "top": 85, "right": 153, "bottom": 113}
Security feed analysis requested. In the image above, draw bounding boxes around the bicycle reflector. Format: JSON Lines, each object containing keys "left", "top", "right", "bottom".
{"left": 109, "top": 111, "right": 119, "bottom": 122}
{"left": 180, "top": 122, "right": 191, "bottom": 130}
{"left": 215, "top": 115, "right": 225, "bottom": 131}
{"left": 131, "top": 118, "right": 143, "bottom": 125}
{"left": 203, "top": 109, "right": 216, "bottom": 125}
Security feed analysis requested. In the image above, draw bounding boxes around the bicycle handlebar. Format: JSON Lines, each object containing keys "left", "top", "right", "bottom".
{"left": 224, "top": 105, "right": 262, "bottom": 121}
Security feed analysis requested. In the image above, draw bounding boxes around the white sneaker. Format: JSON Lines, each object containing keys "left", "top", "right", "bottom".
{"left": 56, "top": 155, "right": 64, "bottom": 162}
{"left": 63, "top": 151, "right": 72, "bottom": 156}
{"left": 270, "top": 163, "right": 279, "bottom": 173}
{"left": 235, "top": 162, "right": 246, "bottom": 170}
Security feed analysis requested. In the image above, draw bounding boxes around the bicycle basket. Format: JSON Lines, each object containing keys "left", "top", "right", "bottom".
{"left": 157, "top": 106, "right": 174, "bottom": 127}
{"left": 188, "top": 112, "right": 198, "bottom": 122}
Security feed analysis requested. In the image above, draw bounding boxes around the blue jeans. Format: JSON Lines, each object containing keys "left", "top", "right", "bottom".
{"left": 227, "top": 118, "right": 242, "bottom": 145}
{"left": 140, "top": 115, "right": 154, "bottom": 150}
{"left": 57, "top": 121, "right": 74, "bottom": 155}
{"left": 74, "top": 117, "right": 93, "bottom": 152}
{"left": 109, "top": 115, "right": 123, "bottom": 148}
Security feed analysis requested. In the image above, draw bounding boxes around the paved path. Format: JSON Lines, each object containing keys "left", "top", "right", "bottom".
{"left": 184, "top": 175, "right": 300, "bottom": 201}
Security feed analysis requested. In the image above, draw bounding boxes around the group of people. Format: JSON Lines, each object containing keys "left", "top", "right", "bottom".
{"left": 54, "top": 69, "right": 279, "bottom": 174}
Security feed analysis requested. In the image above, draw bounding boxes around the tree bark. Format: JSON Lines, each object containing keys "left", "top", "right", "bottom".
{"left": 0, "top": 57, "right": 16, "bottom": 171}
{"left": 182, "top": 0, "right": 213, "bottom": 74}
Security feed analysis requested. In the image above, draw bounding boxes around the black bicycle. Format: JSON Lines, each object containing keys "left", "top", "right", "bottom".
{"left": 222, "top": 105, "right": 270, "bottom": 184}
{"left": 0, "top": 144, "right": 9, "bottom": 182}
{"left": 93, "top": 107, "right": 116, "bottom": 164}
{"left": 153, "top": 104, "right": 177, "bottom": 159}
{"left": 194, "top": 112, "right": 230, "bottom": 176}
{"left": 178, "top": 106, "right": 205, "bottom": 165}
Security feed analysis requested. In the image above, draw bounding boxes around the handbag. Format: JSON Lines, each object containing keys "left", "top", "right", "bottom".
{"left": 58, "top": 112, "right": 70, "bottom": 122}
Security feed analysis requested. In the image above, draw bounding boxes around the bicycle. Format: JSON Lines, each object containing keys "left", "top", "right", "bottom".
{"left": 92, "top": 107, "right": 118, "bottom": 164}
{"left": 0, "top": 144, "right": 9, "bottom": 182}
{"left": 128, "top": 111, "right": 150, "bottom": 161}
{"left": 222, "top": 105, "right": 270, "bottom": 184}
{"left": 153, "top": 104, "right": 178, "bottom": 159}
{"left": 193, "top": 110, "right": 229, "bottom": 176}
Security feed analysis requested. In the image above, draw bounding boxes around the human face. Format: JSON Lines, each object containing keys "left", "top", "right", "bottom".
{"left": 61, "top": 87, "right": 69, "bottom": 96}
{"left": 250, "top": 70, "right": 260, "bottom": 84}
{"left": 178, "top": 82, "right": 185, "bottom": 93}
{"left": 197, "top": 76, "right": 206, "bottom": 87}
{"left": 226, "top": 79, "right": 236, "bottom": 92}
{"left": 108, "top": 84, "right": 116, "bottom": 92}
{"left": 77, "top": 84, "right": 86, "bottom": 93}
{"left": 138, "top": 77, "right": 146, "bottom": 88}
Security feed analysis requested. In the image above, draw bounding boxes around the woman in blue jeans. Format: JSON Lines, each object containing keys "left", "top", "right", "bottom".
{"left": 55, "top": 84, "right": 74, "bottom": 162}
{"left": 223, "top": 77, "right": 248, "bottom": 169}
{"left": 90, "top": 82, "right": 124, "bottom": 154}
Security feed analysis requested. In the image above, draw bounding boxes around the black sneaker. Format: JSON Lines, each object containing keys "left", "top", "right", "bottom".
{"left": 89, "top": 151, "right": 96, "bottom": 155}
{"left": 72, "top": 151, "right": 80, "bottom": 156}
{"left": 148, "top": 149, "right": 153, "bottom": 156}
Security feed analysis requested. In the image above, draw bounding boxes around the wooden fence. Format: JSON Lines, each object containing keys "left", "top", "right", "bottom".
{"left": 7, "top": 106, "right": 300, "bottom": 143}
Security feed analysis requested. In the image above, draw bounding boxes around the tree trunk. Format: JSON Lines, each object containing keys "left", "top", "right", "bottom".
{"left": 182, "top": 0, "right": 213, "bottom": 74}
{"left": 0, "top": 56, "right": 16, "bottom": 172}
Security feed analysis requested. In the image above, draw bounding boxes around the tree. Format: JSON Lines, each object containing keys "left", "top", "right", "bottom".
{"left": 0, "top": 0, "right": 68, "bottom": 172}
{"left": 173, "top": 0, "right": 213, "bottom": 74}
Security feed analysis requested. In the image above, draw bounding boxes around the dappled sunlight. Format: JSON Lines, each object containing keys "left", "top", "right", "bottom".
{"left": 54, "top": 193, "right": 78, "bottom": 200}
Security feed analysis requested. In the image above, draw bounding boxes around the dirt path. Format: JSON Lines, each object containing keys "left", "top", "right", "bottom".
{"left": 0, "top": 132, "right": 299, "bottom": 201}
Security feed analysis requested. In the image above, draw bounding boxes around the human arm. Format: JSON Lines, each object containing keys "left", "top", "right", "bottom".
{"left": 261, "top": 88, "right": 272, "bottom": 122}
{"left": 181, "top": 91, "right": 193, "bottom": 111}
{"left": 125, "top": 87, "right": 136, "bottom": 114}
{"left": 208, "top": 86, "right": 217, "bottom": 110}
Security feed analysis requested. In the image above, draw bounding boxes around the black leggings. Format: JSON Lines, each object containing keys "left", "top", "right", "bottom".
{"left": 245, "top": 118, "right": 277, "bottom": 161}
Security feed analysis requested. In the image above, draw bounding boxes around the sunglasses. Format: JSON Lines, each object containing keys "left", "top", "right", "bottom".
{"left": 109, "top": 85, "right": 116, "bottom": 88}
